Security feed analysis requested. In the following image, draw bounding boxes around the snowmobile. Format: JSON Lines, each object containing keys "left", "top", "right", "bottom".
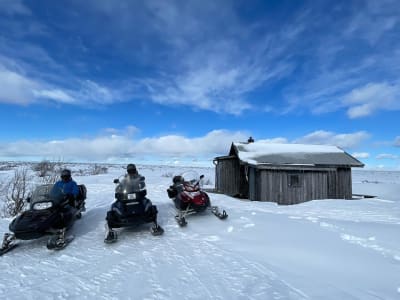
{"left": 167, "top": 171, "right": 228, "bottom": 226}
{"left": 0, "top": 183, "right": 87, "bottom": 255}
{"left": 104, "top": 174, "right": 164, "bottom": 243}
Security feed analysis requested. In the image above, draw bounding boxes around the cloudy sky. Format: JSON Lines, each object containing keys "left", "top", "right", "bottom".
{"left": 0, "top": 0, "right": 399, "bottom": 168}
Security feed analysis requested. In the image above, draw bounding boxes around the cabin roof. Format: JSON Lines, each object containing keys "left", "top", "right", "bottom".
{"left": 224, "top": 141, "right": 364, "bottom": 167}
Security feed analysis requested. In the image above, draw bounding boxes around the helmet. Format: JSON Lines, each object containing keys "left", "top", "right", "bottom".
{"left": 61, "top": 169, "right": 71, "bottom": 181}
{"left": 127, "top": 164, "right": 137, "bottom": 175}
{"left": 173, "top": 175, "right": 184, "bottom": 184}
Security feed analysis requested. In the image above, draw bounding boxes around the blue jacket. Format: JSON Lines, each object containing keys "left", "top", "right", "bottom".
{"left": 54, "top": 179, "right": 79, "bottom": 197}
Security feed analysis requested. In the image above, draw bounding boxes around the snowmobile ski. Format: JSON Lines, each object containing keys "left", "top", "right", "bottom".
{"left": 46, "top": 229, "right": 74, "bottom": 250}
{"left": 0, "top": 233, "right": 17, "bottom": 256}
{"left": 46, "top": 235, "right": 74, "bottom": 250}
{"left": 211, "top": 207, "right": 228, "bottom": 220}
{"left": 150, "top": 224, "right": 164, "bottom": 236}
{"left": 0, "top": 243, "right": 18, "bottom": 256}
{"left": 104, "top": 230, "right": 118, "bottom": 244}
{"left": 175, "top": 215, "right": 187, "bottom": 227}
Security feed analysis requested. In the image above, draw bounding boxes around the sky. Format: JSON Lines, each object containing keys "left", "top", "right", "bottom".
{"left": 0, "top": 0, "right": 399, "bottom": 168}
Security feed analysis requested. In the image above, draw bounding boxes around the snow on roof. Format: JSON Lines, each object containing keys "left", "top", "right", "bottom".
{"left": 231, "top": 142, "right": 363, "bottom": 167}
{"left": 234, "top": 142, "right": 343, "bottom": 155}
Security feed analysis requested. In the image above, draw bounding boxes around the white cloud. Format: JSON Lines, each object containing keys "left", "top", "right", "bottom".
{"left": 101, "top": 126, "right": 140, "bottom": 138}
{"left": 1, "top": 0, "right": 399, "bottom": 118}
{"left": 0, "top": 67, "right": 38, "bottom": 104}
{"left": 344, "top": 0, "right": 399, "bottom": 45}
{"left": 145, "top": 36, "right": 294, "bottom": 114}
{"left": 281, "top": 1, "right": 400, "bottom": 118}
{"left": 257, "top": 138, "right": 289, "bottom": 144}
{"left": 352, "top": 152, "right": 370, "bottom": 159}
{"left": 33, "top": 89, "right": 75, "bottom": 104}
{"left": 129, "top": 1, "right": 298, "bottom": 114}
{"left": 343, "top": 82, "right": 400, "bottom": 118}
{"left": 376, "top": 153, "right": 399, "bottom": 159}
{"left": 0, "top": 128, "right": 374, "bottom": 162}
{"left": 394, "top": 136, "right": 400, "bottom": 146}
{"left": 0, "top": 0, "right": 31, "bottom": 16}
{"left": 0, "top": 129, "right": 249, "bottom": 161}
{"left": 76, "top": 80, "right": 117, "bottom": 105}
{"left": 134, "top": 130, "right": 249, "bottom": 155}
{"left": 0, "top": 63, "right": 127, "bottom": 106}
{"left": 294, "top": 130, "right": 370, "bottom": 148}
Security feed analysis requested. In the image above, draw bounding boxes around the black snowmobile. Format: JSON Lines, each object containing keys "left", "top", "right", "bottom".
{"left": 167, "top": 171, "right": 228, "bottom": 226}
{"left": 104, "top": 174, "right": 164, "bottom": 243}
{"left": 0, "top": 183, "right": 87, "bottom": 255}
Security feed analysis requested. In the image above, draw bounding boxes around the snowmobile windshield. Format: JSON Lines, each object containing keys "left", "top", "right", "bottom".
{"left": 48, "top": 185, "right": 67, "bottom": 206}
{"left": 30, "top": 184, "right": 53, "bottom": 205}
{"left": 181, "top": 171, "right": 200, "bottom": 186}
{"left": 115, "top": 175, "right": 146, "bottom": 194}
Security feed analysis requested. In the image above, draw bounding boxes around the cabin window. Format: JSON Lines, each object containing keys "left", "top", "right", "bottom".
{"left": 288, "top": 174, "right": 301, "bottom": 187}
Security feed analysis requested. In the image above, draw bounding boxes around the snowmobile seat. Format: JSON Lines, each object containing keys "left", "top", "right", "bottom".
{"left": 77, "top": 185, "right": 87, "bottom": 201}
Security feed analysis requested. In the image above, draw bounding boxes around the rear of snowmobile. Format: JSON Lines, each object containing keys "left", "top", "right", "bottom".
{"left": 104, "top": 175, "right": 163, "bottom": 243}
{"left": 1, "top": 184, "right": 87, "bottom": 255}
{"left": 167, "top": 171, "right": 228, "bottom": 226}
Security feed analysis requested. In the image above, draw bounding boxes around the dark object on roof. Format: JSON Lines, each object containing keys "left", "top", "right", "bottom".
{"left": 247, "top": 136, "right": 254, "bottom": 143}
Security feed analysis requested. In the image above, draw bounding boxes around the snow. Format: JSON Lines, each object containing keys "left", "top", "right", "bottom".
{"left": 234, "top": 142, "right": 343, "bottom": 154}
{"left": 0, "top": 165, "right": 399, "bottom": 299}
{"left": 233, "top": 142, "right": 345, "bottom": 165}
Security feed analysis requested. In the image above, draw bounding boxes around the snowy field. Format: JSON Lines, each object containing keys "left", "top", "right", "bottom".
{"left": 0, "top": 164, "right": 399, "bottom": 300}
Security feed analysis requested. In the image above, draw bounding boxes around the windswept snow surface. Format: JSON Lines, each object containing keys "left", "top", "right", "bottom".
{"left": 0, "top": 166, "right": 399, "bottom": 299}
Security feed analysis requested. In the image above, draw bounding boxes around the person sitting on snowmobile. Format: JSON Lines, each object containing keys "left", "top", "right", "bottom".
{"left": 121, "top": 164, "right": 145, "bottom": 199}
{"left": 126, "top": 163, "right": 138, "bottom": 176}
{"left": 54, "top": 169, "right": 79, "bottom": 205}
{"left": 104, "top": 163, "right": 163, "bottom": 243}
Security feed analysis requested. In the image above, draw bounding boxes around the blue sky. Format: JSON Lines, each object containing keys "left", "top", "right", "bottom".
{"left": 0, "top": 0, "right": 399, "bottom": 168}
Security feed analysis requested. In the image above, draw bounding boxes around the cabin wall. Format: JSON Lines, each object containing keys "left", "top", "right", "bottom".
{"left": 327, "top": 170, "right": 339, "bottom": 198}
{"left": 327, "top": 168, "right": 352, "bottom": 199}
{"left": 216, "top": 160, "right": 354, "bottom": 204}
{"left": 239, "top": 165, "right": 249, "bottom": 198}
{"left": 337, "top": 167, "right": 352, "bottom": 199}
{"left": 215, "top": 158, "right": 241, "bottom": 196}
{"left": 249, "top": 169, "right": 329, "bottom": 204}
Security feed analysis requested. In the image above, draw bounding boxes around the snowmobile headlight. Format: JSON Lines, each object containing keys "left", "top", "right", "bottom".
{"left": 33, "top": 201, "right": 53, "bottom": 210}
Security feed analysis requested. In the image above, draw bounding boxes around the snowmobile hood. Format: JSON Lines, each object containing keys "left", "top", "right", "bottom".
{"left": 29, "top": 184, "right": 67, "bottom": 209}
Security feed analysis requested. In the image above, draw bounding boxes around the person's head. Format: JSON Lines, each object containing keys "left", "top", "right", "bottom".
{"left": 126, "top": 164, "right": 137, "bottom": 176}
{"left": 61, "top": 169, "right": 72, "bottom": 182}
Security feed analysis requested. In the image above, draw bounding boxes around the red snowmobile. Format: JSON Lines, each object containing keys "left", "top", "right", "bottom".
{"left": 167, "top": 171, "right": 227, "bottom": 226}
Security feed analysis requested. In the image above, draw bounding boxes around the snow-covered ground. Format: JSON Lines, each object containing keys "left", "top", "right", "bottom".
{"left": 0, "top": 165, "right": 399, "bottom": 299}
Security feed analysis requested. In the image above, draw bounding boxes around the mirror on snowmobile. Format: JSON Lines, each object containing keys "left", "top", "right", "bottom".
{"left": 113, "top": 179, "right": 119, "bottom": 184}
{"left": 200, "top": 175, "right": 204, "bottom": 179}
{"left": 140, "top": 176, "right": 145, "bottom": 181}
{"left": 26, "top": 196, "right": 31, "bottom": 203}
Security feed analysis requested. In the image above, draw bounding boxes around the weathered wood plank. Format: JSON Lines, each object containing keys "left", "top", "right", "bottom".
{"left": 215, "top": 157, "right": 355, "bottom": 205}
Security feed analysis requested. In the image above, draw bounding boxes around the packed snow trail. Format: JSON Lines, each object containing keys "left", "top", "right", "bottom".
{"left": 0, "top": 166, "right": 399, "bottom": 299}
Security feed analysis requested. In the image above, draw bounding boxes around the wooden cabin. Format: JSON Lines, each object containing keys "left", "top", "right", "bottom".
{"left": 213, "top": 141, "right": 364, "bottom": 205}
